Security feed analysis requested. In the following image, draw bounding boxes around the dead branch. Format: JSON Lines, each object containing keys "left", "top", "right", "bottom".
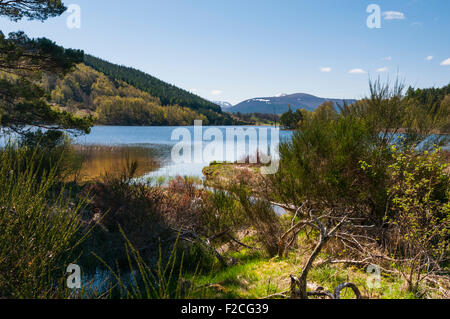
{"left": 291, "top": 276, "right": 361, "bottom": 299}
{"left": 260, "top": 291, "right": 290, "bottom": 299}
{"left": 277, "top": 203, "right": 311, "bottom": 257}
{"left": 168, "top": 227, "right": 227, "bottom": 266}
{"left": 290, "top": 214, "right": 349, "bottom": 299}
{"left": 307, "top": 290, "right": 335, "bottom": 299}
{"left": 226, "top": 233, "right": 261, "bottom": 250}
{"left": 334, "top": 282, "right": 362, "bottom": 299}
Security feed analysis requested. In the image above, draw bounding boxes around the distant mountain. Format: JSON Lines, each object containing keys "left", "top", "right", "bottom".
{"left": 228, "top": 93, "right": 357, "bottom": 114}
{"left": 213, "top": 101, "right": 233, "bottom": 109}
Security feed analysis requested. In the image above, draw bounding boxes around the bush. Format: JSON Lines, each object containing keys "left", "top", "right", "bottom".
{"left": 387, "top": 146, "right": 449, "bottom": 293}
{"left": 0, "top": 145, "right": 85, "bottom": 298}
{"left": 229, "top": 174, "right": 282, "bottom": 257}
{"left": 80, "top": 172, "right": 218, "bottom": 274}
{"left": 271, "top": 112, "right": 390, "bottom": 220}
{"left": 268, "top": 80, "right": 450, "bottom": 297}
{"left": 79, "top": 164, "right": 169, "bottom": 272}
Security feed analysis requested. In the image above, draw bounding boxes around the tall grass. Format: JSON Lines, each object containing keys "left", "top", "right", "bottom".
{"left": 93, "top": 227, "right": 199, "bottom": 299}
{"left": 0, "top": 144, "right": 86, "bottom": 298}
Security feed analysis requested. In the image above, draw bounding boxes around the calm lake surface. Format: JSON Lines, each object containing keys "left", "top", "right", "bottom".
{"left": 2, "top": 126, "right": 446, "bottom": 181}
{"left": 74, "top": 126, "right": 294, "bottom": 180}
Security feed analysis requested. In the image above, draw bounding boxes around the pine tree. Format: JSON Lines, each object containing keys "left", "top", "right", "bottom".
{"left": 0, "top": 1, "right": 93, "bottom": 135}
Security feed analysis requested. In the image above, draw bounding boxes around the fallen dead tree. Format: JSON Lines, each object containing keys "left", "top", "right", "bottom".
{"left": 288, "top": 208, "right": 363, "bottom": 299}
{"left": 269, "top": 201, "right": 367, "bottom": 299}
{"left": 163, "top": 226, "right": 261, "bottom": 267}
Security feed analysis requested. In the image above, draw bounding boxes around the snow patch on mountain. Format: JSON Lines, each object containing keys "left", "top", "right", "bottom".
{"left": 213, "top": 101, "right": 233, "bottom": 109}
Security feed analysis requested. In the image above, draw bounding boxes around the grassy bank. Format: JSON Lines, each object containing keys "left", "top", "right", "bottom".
{"left": 191, "top": 248, "right": 415, "bottom": 299}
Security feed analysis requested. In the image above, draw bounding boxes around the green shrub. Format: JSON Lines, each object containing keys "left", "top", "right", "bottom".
{"left": 387, "top": 146, "right": 449, "bottom": 294}
{"left": 271, "top": 112, "right": 390, "bottom": 220}
{"left": 0, "top": 145, "right": 86, "bottom": 298}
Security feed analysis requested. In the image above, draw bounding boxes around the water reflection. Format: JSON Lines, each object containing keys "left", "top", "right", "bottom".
{"left": 72, "top": 127, "right": 449, "bottom": 180}
{"left": 74, "top": 145, "right": 162, "bottom": 181}
{"left": 73, "top": 126, "right": 292, "bottom": 179}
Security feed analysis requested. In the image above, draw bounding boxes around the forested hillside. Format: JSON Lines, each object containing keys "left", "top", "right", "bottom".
{"left": 84, "top": 55, "right": 235, "bottom": 125}
{"left": 42, "top": 63, "right": 235, "bottom": 126}
{"left": 405, "top": 84, "right": 449, "bottom": 132}
{"left": 406, "top": 84, "right": 450, "bottom": 106}
{"left": 406, "top": 85, "right": 450, "bottom": 133}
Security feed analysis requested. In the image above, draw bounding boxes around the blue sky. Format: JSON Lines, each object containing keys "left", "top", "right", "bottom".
{"left": 1, "top": 0, "right": 449, "bottom": 104}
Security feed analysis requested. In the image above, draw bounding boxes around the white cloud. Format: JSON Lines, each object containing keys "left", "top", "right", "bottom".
{"left": 377, "top": 67, "right": 389, "bottom": 72}
{"left": 425, "top": 56, "right": 434, "bottom": 61}
{"left": 441, "top": 58, "right": 450, "bottom": 66}
{"left": 383, "top": 56, "right": 392, "bottom": 61}
{"left": 383, "top": 11, "right": 405, "bottom": 20}
{"left": 320, "top": 67, "right": 332, "bottom": 73}
{"left": 189, "top": 88, "right": 198, "bottom": 93}
{"left": 348, "top": 68, "right": 367, "bottom": 74}
{"left": 211, "top": 90, "right": 223, "bottom": 96}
